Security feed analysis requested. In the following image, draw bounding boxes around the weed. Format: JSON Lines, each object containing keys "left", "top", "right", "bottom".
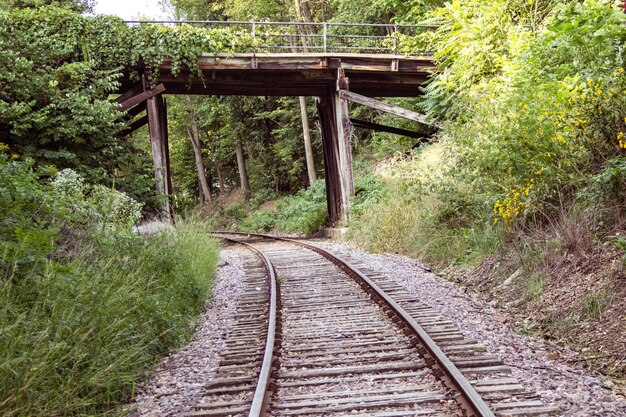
{"left": 581, "top": 292, "right": 604, "bottom": 320}
{"left": 0, "top": 159, "right": 219, "bottom": 416}
{"left": 523, "top": 275, "right": 545, "bottom": 301}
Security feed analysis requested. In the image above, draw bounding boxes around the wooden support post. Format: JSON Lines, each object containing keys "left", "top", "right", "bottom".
{"left": 316, "top": 95, "right": 343, "bottom": 224}
{"left": 161, "top": 97, "right": 174, "bottom": 221}
{"left": 299, "top": 96, "right": 317, "bottom": 186}
{"left": 334, "top": 69, "right": 355, "bottom": 220}
{"left": 145, "top": 85, "right": 174, "bottom": 223}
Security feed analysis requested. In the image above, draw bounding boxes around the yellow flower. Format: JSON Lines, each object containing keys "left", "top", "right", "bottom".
{"left": 0, "top": 143, "right": 8, "bottom": 152}
{"left": 11, "top": 153, "right": 19, "bottom": 160}
{"left": 618, "top": 131, "right": 624, "bottom": 141}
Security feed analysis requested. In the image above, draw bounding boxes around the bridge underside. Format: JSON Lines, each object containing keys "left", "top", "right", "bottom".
{"left": 118, "top": 53, "right": 435, "bottom": 224}
{"left": 151, "top": 53, "right": 433, "bottom": 97}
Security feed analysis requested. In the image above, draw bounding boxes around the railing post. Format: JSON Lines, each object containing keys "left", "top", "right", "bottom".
{"left": 323, "top": 22, "right": 328, "bottom": 53}
{"left": 393, "top": 24, "right": 398, "bottom": 53}
{"left": 252, "top": 22, "right": 257, "bottom": 53}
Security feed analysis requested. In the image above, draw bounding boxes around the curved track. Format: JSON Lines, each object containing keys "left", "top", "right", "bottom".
{"left": 188, "top": 232, "right": 557, "bottom": 417}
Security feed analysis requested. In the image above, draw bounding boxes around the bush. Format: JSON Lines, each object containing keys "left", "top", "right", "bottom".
{"left": 274, "top": 180, "right": 328, "bottom": 234}
{"left": 0, "top": 155, "right": 56, "bottom": 280}
{"left": 0, "top": 156, "right": 219, "bottom": 417}
{"left": 351, "top": 1, "right": 626, "bottom": 268}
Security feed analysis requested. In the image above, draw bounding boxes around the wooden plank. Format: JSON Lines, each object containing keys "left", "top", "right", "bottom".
{"left": 127, "top": 101, "right": 147, "bottom": 117}
{"left": 339, "top": 90, "right": 434, "bottom": 125}
{"left": 279, "top": 361, "right": 425, "bottom": 378}
{"left": 120, "top": 115, "right": 148, "bottom": 136}
{"left": 115, "top": 83, "right": 142, "bottom": 104}
{"left": 350, "top": 118, "right": 432, "bottom": 139}
{"left": 274, "top": 391, "right": 443, "bottom": 409}
{"left": 119, "top": 83, "right": 166, "bottom": 111}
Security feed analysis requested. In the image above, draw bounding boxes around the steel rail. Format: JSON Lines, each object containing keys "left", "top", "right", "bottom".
{"left": 214, "top": 231, "right": 496, "bottom": 417}
{"left": 210, "top": 234, "right": 279, "bottom": 417}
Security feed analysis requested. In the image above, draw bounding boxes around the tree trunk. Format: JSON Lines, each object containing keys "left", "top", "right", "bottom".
{"left": 299, "top": 96, "right": 317, "bottom": 185}
{"left": 293, "top": 0, "right": 317, "bottom": 186}
{"left": 187, "top": 127, "right": 211, "bottom": 203}
{"left": 235, "top": 140, "right": 250, "bottom": 201}
{"left": 215, "top": 161, "right": 225, "bottom": 193}
{"left": 187, "top": 107, "right": 211, "bottom": 203}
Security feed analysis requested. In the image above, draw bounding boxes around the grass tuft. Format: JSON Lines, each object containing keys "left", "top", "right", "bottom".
{"left": 0, "top": 220, "right": 219, "bottom": 417}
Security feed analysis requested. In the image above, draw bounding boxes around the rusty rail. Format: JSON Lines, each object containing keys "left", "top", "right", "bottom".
{"left": 211, "top": 234, "right": 279, "bottom": 417}
{"left": 214, "top": 231, "right": 496, "bottom": 417}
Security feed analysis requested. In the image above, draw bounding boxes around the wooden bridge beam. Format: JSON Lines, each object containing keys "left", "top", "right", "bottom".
{"left": 145, "top": 84, "right": 174, "bottom": 223}
{"left": 338, "top": 90, "right": 436, "bottom": 126}
{"left": 316, "top": 68, "right": 356, "bottom": 225}
{"left": 350, "top": 118, "right": 432, "bottom": 140}
{"left": 317, "top": 95, "right": 342, "bottom": 224}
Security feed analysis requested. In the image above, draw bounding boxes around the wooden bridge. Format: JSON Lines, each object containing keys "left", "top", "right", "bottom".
{"left": 116, "top": 21, "right": 437, "bottom": 224}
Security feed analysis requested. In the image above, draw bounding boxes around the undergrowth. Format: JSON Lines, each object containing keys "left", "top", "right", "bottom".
{"left": 0, "top": 156, "right": 219, "bottom": 416}
{"left": 206, "top": 180, "right": 328, "bottom": 235}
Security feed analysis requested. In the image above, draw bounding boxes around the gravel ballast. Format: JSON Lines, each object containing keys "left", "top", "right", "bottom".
{"left": 313, "top": 240, "right": 626, "bottom": 417}
{"left": 127, "top": 240, "right": 626, "bottom": 416}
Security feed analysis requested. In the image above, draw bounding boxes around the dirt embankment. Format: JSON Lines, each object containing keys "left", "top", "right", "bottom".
{"left": 446, "top": 239, "right": 626, "bottom": 382}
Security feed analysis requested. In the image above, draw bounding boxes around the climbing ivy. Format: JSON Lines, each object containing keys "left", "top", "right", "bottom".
{"left": 0, "top": 6, "right": 255, "bottom": 205}
{"left": 3, "top": 6, "right": 255, "bottom": 82}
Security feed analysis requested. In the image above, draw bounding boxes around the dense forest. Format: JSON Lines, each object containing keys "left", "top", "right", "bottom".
{"left": 1, "top": 0, "right": 626, "bottom": 415}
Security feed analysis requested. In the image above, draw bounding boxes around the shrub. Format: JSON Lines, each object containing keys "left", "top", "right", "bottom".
{"left": 0, "top": 156, "right": 219, "bottom": 417}
{"left": 0, "top": 155, "right": 56, "bottom": 280}
{"left": 274, "top": 180, "right": 328, "bottom": 234}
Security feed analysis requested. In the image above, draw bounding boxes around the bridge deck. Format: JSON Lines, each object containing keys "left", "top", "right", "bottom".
{"left": 148, "top": 53, "right": 435, "bottom": 97}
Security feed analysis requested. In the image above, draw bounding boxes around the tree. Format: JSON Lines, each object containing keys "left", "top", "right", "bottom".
{"left": 0, "top": 7, "right": 144, "bottom": 190}
{"left": 186, "top": 99, "right": 212, "bottom": 203}
{"left": 0, "top": 0, "right": 95, "bottom": 13}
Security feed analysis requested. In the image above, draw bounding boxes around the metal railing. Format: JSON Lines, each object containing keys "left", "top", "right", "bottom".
{"left": 124, "top": 20, "right": 438, "bottom": 55}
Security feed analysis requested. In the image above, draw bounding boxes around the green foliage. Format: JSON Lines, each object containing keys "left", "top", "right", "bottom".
{"left": 0, "top": 155, "right": 56, "bottom": 280}
{"left": 212, "top": 180, "right": 328, "bottom": 235}
{"left": 0, "top": 156, "right": 219, "bottom": 416}
{"left": 239, "top": 209, "right": 277, "bottom": 232}
{"left": 349, "top": 0, "right": 626, "bottom": 271}
{"left": 0, "top": 6, "right": 258, "bottom": 212}
{"left": 238, "top": 180, "right": 328, "bottom": 234}
{"left": 274, "top": 180, "right": 328, "bottom": 234}
{"left": 331, "top": 0, "right": 443, "bottom": 23}
{"left": 352, "top": 172, "right": 385, "bottom": 217}
{"left": 523, "top": 275, "right": 545, "bottom": 301}
{"left": 580, "top": 291, "right": 604, "bottom": 319}
{"left": 0, "top": 221, "right": 218, "bottom": 417}
{"left": 0, "top": 0, "right": 95, "bottom": 13}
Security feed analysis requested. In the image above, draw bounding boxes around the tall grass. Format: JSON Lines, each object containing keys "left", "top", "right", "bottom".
{"left": 348, "top": 146, "right": 502, "bottom": 266}
{"left": 0, "top": 221, "right": 219, "bottom": 416}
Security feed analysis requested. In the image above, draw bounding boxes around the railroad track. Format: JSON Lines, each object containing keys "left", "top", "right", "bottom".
{"left": 187, "top": 232, "right": 558, "bottom": 417}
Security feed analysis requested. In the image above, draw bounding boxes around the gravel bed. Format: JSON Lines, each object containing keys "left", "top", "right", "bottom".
{"left": 312, "top": 240, "right": 626, "bottom": 417}
{"left": 127, "top": 247, "right": 246, "bottom": 417}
